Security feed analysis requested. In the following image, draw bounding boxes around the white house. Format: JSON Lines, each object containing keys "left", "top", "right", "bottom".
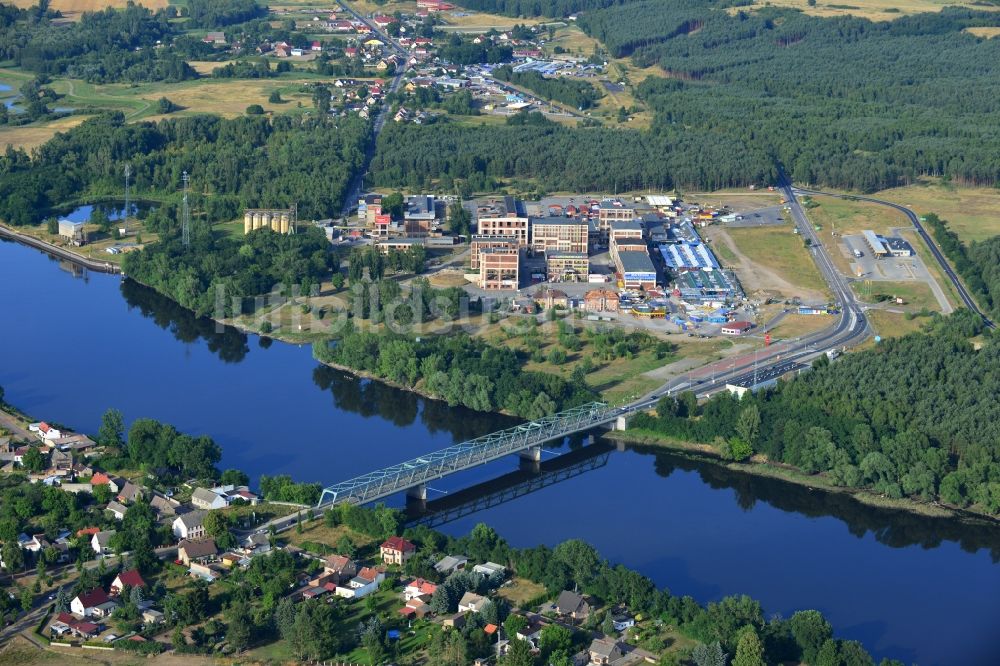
{"left": 458, "top": 591, "right": 489, "bottom": 613}
{"left": 71, "top": 588, "right": 112, "bottom": 617}
{"left": 191, "top": 488, "right": 228, "bottom": 511}
{"left": 172, "top": 511, "right": 208, "bottom": 540}
{"left": 91, "top": 530, "right": 115, "bottom": 555}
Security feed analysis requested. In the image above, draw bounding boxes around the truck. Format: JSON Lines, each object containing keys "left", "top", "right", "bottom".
{"left": 853, "top": 248, "right": 863, "bottom": 258}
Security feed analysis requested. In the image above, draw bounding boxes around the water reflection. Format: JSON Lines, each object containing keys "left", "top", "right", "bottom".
{"left": 642, "top": 446, "right": 1000, "bottom": 560}
{"left": 120, "top": 278, "right": 250, "bottom": 363}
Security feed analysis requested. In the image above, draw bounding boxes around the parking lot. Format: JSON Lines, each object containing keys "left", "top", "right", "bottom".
{"left": 722, "top": 205, "right": 788, "bottom": 227}
{"left": 842, "top": 234, "right": 927, "bottom": 281}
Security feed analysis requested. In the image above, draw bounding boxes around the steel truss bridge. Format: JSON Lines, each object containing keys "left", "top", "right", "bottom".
{"left": 407, "top": 443, "right": 613, "bottom": 529}
{"left": 316, "top": 402, "right": 619, "bottom": 507}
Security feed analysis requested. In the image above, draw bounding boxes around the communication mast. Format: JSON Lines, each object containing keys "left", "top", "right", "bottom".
{"left": 290, "top": 202, "right": 297, "bottom": 235}
{"left": 181, "top": 171, "right": 191, "bottom": 247}
{"left": 123, "top": 164, "right": 131, "bottom": 236}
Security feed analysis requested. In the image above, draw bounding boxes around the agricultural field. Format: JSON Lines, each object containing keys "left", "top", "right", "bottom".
{"left": 874, "top": 182, "right": 1000, "bottom": 243}
{"left": 440, "top": 9, "right": 546, "bottom": 30}
{"left": 0, "top": 116, "right": 90, "bottom": 151}
{"left": 738, "top": 0, "right": 1000, "bottom": 22}
{"left": 965, "top": 26, "right": 1000, "bottom": 38}
{"left": 7, "top": 0, "right": 169, "bottom": 19}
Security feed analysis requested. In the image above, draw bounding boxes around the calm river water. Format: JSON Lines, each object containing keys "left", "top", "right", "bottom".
{"left": 1, "top": 239, "right": 997, "bottom": 664}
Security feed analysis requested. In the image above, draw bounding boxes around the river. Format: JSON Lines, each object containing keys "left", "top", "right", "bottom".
{"left": 1, "top": 238, "right": 997, "bottom": 664}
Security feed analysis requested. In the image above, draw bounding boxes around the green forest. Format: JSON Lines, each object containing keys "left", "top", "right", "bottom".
{"left": 580, "top": 4, "right": 1000, "bottom": 191}
{"left": 314, "top": 329, "right": 597, "bottom": 419}
{"left": 122, "top": 227, "right": 337, "bottom": 317}
{"left": 369, "top": 118, "right": 772, "bottom": 193}
{"left": 631, "top": 311, "right": 1000, "bottom": 514}
{"left": 0, "top": 113, "right": 369, "bottom": 226}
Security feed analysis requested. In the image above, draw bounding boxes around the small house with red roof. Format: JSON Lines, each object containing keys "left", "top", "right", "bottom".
{"left": 71, "top": 588, "right": 115, "bottom": 618}
{"left": 380, "top": 536, "right": 416, "bottom": 565}
{"left": 404, "top": 578, "right": 437, "bottom": 601}
{"left": 111, "top": 569, "right": 146, "bottom": 595}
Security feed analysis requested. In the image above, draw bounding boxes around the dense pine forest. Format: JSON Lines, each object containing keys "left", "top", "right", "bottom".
{"left": 631, "top": 311, "right": 1000, "bottom": 514}
{"left": 369, "top": 117, "right": 773, "bottom": 193}
{"left": 0, "top": 113, "right": 369, "bottom": 226}
{"left": 582, "top": 5, "right": 1000, "bottom": 191}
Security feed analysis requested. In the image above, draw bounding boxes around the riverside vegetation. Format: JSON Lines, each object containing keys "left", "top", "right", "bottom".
{"left": 629, "top": 310, "right": 1000, "bottom": 515}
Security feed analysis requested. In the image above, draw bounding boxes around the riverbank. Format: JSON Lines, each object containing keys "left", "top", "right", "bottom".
{"left": 607, "top": 428, "right": 1000, "bottom": 525}
{"left": 0, "top": 224, "right": 120, "bottom": 274}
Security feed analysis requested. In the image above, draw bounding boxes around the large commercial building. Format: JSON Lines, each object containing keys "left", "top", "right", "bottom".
{"left": 545, "top": 251, "right": 589, "bottom": 283}
{"left": 615, "top": 250, "right": 657, "bottom": 290}
{"left": 597, "top": 199, "right": 637, "bottom": 235}
{"left": 674, "top": 268, "right": 738, "bottom": 304}
{"left": 658, "top": 242, "right": 719, "bottom": 271}
{"left": 531, "top": 217, "right": 588, "bottom": 254}
{"left": 470, "top": 235, "right": 519, "bottom": 270}
{"left": 478, "top": 247, "right": 520, "bottom": 291}
{"left": 476, "top": 196, "right": 529, "bottom": 247}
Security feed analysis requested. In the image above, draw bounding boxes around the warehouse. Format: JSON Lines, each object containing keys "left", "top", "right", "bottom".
{"left": 658, "top": 242, "right": 719, "bottom": 271}
{"left": 615, "top": 250, "right": 657, "bottom": 290}
{"left": 674, "top": 268, "right": 738, "bottom": 303}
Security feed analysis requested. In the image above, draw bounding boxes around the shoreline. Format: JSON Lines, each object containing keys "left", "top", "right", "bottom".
{"left": 7, "top": 237, "right": 999, "bottom": 529}
{"left": 606, "top": 428, "right": 1000, "bottom": 526}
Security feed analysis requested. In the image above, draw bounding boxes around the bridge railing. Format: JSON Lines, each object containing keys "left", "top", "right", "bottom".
{"left": 316, "top": 402, "right": 613, "bottom": 507}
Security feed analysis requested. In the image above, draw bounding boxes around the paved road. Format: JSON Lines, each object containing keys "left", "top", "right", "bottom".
{"left": 794, "top": 187, "right": 995, "bottom": 329}
{"left": 336, "top": 0, "right": 410, "bottom": 217}
{"left": 0, "top": 408, "right": 34, "bottom": 441}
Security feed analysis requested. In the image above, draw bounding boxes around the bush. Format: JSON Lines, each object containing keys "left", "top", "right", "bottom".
{"left": 246, "top": 104, "right": 265, "bottom": 115}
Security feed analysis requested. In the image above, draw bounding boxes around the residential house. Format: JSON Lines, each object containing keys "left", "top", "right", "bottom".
{"left": 434, "top": 555, "right": 468, "bottom": 576}
{"left": 404, "top": 578, "right": 437, "bottom": 601}
{"left": 50, "top": 448, "right": 73, "bottom": 473}
{"left": 142, "top": 609, "right": 165, "bottom": 626}
{"left": 380, "top": 536, "right": 416, "bottom": 565}
{"left": 516, "top": 619, "right": 545, "bottom": 647}
{"left": 612, "top": 611, "right": 635, "bottom": 632}
{"left": 336, "top": 566, "right": 384, "bottom": 599}
{"left": 442, "top": 612, "right": 467, "bottom": 629}
{"left": 324, "top": 554, "right": 357, "bottom": 580}
{"left": 555, "top": 590, "right": 591, "bottom": 621}
{"left": 458, "top": 591, "right": 489, "bottom": 613}
{"left": 191, "top": 487, "right": 228, "bottom": 511}
{"left": 172, "top": 510, "right": 208, "bottom": 540}
{"left": 105, "top": 501, "right": 128, "bottom": 521}
{"left": 178, "top": 539, "right": 218, "bottom": 565}
{"left": 589, "top": 637, "right": 626, "bottom": 665}
{"left": 203, "top": 31, "right": 226, "bottom": 45}
{"left": 149, "top": 492, "right": 180, "bottom": 519}
{"left": 243, "top": 532, "right": 271, "bottom": 556}
{"left": 71, "top": 588, "right": 115, "bottom": 618}
{"left": 111, "top": 569, "right": 146, "bottom": 595}
{"left": 533, "top": 288, "right": 569, "bottom": 310}
{"left": 117, "top": 481, "right": 144, "bottom": 504}
{"left": 91, "top": 530, "right": 115, "bottom": 556}
{"left": 37, "top": 422, "right": 62, "bottom": 442}
{"left": 398, "top": 596, "right": 430, "bottom": 619}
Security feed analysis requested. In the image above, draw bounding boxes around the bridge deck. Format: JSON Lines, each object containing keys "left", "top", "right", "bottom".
{"left": 317, "top": 402, "right": 614, "bottom": 507}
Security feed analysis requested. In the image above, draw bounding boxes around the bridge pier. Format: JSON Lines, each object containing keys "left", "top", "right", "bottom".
{"left": 405, "top": 484, "right": 427, "bottom": 510}
{"left": 519, "top": 446, "right": 542, "bottom": 462}
{"left": 613, "top": 415, "right": 630, "bottom": 431}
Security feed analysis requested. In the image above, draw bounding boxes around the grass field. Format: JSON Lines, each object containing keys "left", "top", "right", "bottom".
{"left": 720, "top": 225, "right": 830, "bottom": 299}
{"left": 767, "top": 312, "right": 834, "bottom": 340}
{"left": 874, "top": 181, "right": 1000, "bottom": 243}
{"left": 866, "top": 309, "right": 930, "bottom": 339}
{"left": 965, "top": 26, "right": 1000, "bottom": 38}
{"left": 806, "top": 196, "right": 909, "bottom": 236}
{"left": 8, "top": 0, "right": 169, "bottom": 18}
{"left": 496, "top": 576, "right": 547, "bottom": 608}
{"left": 739, "top": 0, "right": 1000, "bottom": 21}
{"left": 0, "top": 116, "right": 90, "bottom": 150}
{"left": 852, "top": 279, "right": 940, "bottom": 310}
